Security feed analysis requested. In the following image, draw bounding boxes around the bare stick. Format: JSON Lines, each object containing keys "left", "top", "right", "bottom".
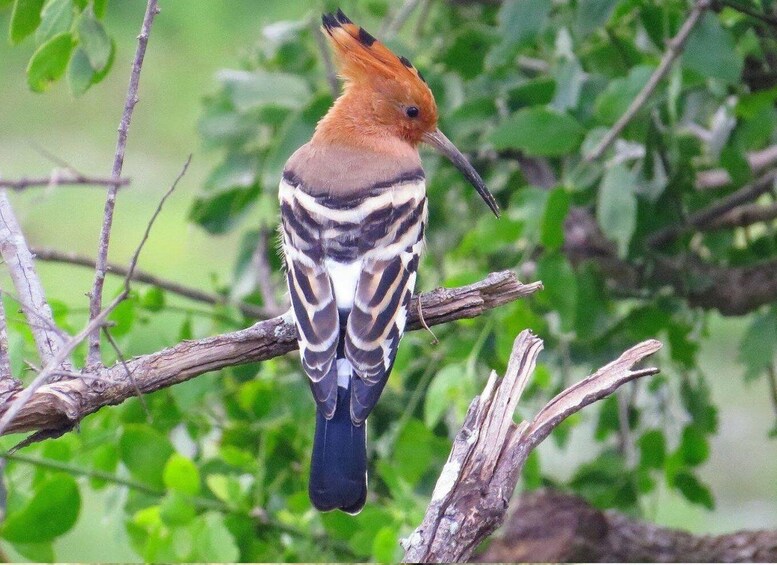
{"left": 0, "top": 192, "right": 68, "bottom": 367}
{"left": 0, "top": 175, "right": 130, "bottom": 191}
{"left": 700, "top": 201, "right": 777, "bottom": 231}
{"left": 648, "top": 169, "right": 777, "bottom": 247}
{"left": 0, "top": 291, "right": 13, "bottom": 381}
{"left": 401, "top": 332, "right": 661, "bottom": 563}
{"left": 252, "top": 228, "right": 284, "bottom": 316}
{"left": 87, "top": 0, "right": 160, "bottom": 367}
{"left": 585, "top": 0, "right": 710, "bottom": 162}
{"left": 311, "top": 18, "right": 339, "bottom": 98}
{"left": 31, "top": 246, "right": 271, "bottom": 319}
{"left": 0, "top": 156, "right": 189, "bottom": 438}
{"left": 0, "top": 271, "right": 541, "bottom": 436}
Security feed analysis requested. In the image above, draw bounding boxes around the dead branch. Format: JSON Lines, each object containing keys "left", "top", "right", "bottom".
{"left": 401, "top": 331, "right": 661, "bottom": 563}
{"left": 0, "top": 271, "right": 540, "bottom": 437}
{"left": 585, "top": 0, "right": 710, "bottom": 162}
{"left": 0, "top": 192, "right": 68, "bottom": 367}
{"left": 0, "top": 175, "right": 130, "bottom": 191}
{"left": 480, "top": 489, "right": 777, "bottom": 562}
{"left": 700, "top": 201, "right": 777, "bottom": 231}
{"left": 31, "top": 246, "right": 271, "bottom": 319}
{"left": 87, "top": 0, "right": 160, "bottom": 367}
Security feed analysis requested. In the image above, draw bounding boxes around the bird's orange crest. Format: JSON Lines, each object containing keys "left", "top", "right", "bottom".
{"left": 318, "top": 9, "right": 437, "bottom": 146}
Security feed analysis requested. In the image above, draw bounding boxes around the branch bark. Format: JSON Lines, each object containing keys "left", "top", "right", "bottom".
{"left": 480, "top": 489, "right": 777, "bottom": 562}
{"left": 0, "top": 271, "right": 541, "bottom": 437}
{"left": 87, "top": 0, "right": 160, "bottom": 366}
{"left": 401, "top": 331, "right": 661, "bottom": 562}
{"left": 0, "top": 192, "right": 68, "bottom": 368}
{"left": 585, "top": 0, "right": 710, "bottom": 162}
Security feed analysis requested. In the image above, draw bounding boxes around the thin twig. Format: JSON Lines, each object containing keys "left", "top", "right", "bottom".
{"left": 414, "top": 0, "right": 432, "bottom": 38}
{"left": 252, "top": 228, "right": 284, "bottom": 316}
{"left": 311, "top": 17, "right": 339, "bottom": 98}
{"left": 585, "top": 0, "right": 711, "bottom": 162}
{"left": 31, "top": 246, "right": 271, "bottom": 319}
{"left": 0, "top": 156, "right": 188, "bottom": 438}
{"left": 87, "top": 0, "right": 160, "bottom": 367}
{"left": 417, "top": 298, "right": 439, "bottom": 344}
{"left": 767, "top": 363, "right": 777, "bottom": 425}
{"left": 700, "top": 201, "right": 777, "bottom": 230}
{"left": 0, "top": 175, "right": 130, "bottom": 191}
{"left": 648, "top": 169, "right": 777, "bottom": 247}
{"left": 0, "top": 192, "right": 68, "bottom": 367}
{"left": 102, "top": 327, "right": 149, "bottom": 418}
{"left": 383, "top": 0, "right": 421, "bottom": 38}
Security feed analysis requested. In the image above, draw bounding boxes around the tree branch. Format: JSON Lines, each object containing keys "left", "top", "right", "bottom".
{"left": 700, "top": 201, "right": 777, "bottom": 231}
{"left": 696, "top": 144, "right": 777, "bottom": 190}
{"left": 30, "top": 246, "right": 272, "bottom": 319}
{"left": 480, "top": 489, "right": 777, "bottom": 562}
{"left": 0, "top": 271, "right": 541, "bottom": 437}
{"left": 401, "top": 331, "right": 661, "bottom": 563}
{"left": 87, "top": 0, "right": 160, "bottom": 367}
{"left": 585, "top": 0, "right": 711, "bottom": 162}
{"left": 648, "top": 169, "right": 777, "bottom": 248}
{"left": 0, "top": 192, "right": 69, "bottom": 368}
{"left": 0, "top": 175, "right": 130, "bottom": 191}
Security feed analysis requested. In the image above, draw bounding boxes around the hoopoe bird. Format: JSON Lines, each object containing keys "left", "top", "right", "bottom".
{"left": 279, "top": 9, "right": 499, "bottom": 514}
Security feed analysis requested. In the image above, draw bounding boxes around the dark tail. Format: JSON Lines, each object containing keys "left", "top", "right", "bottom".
{"left": 309, "top": 385, "right": 367, "bottom": 514}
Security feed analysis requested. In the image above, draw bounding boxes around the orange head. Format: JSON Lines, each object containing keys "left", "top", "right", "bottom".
{"left": 315, "top": 9, "right": 499, "bottom": 217}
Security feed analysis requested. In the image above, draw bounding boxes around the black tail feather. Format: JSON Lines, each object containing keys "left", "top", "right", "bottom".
{"left": 309, "top": 385, "right": 367, "bottom": 514}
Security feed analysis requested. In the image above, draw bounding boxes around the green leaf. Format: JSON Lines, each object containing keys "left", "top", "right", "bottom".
{"left": 93, "top": 0, "right": 107, "bottom": 18}
{"left": 738, "top": 307, "right": 777, "bottom": 381}
{"left": 673, "top": 470, "right": 715, "bottom": 509}
{"left": 159, "top": 491, "right": 196, "bottom": 526}
{"left": 595, "top": 66, "right": 653, "bottom": 125}
{"left": 683, "top": 13, "right": 743, "bottom": 84}
{"left": 119, "top": 424, "right": 174, "bottom": 489}
{"left": 77, "top": 10, "right": 111, "bottom": 71}
{"left": 597, "top": 163, "right": 637, "bottom": 257}
{"left": 638, "top": 429, "right": 666, "bottom": 469}
{"left": 372, "top": 526, "right": 398, "bottom": 563}
{"left": 487, "top": 0, "right": 550, "bottom": 67}
{"left": 424, "top": 363, "right": 465, "bottom": 428}
{"left": 9, "top": 0, "right": 45, "bottom": 44}
{"left": 189, "top": 185, "right": 260, "bottom": 234}
{"left": 26, "top": 31, "right": 75, "bottom": 92}
{"left": 140, "top": 286, "right": 165, "bottom": 312}
{"left": 192, "top": 513, "right": 240, "bottom": 562}
{"left": 35, "top": 0, "right": 73, "bottom": 44}
{"left": 540, "top": 188, "right": 570, "bottom": 251}
{"left": 219, "top": 69, "right": 311, "bottom": 113}
{"left": 536, "top": 253, "right": 577, "bottom": 332}
{"left": 1, "top": 473, "right": 80, "bottom": 543}
{"left": 490, "top": 107, "right": 584, "bottom": 156}
{"left": 9, "top": 542, "right": 54, "bottom": 562}
{"left": 679, "top": 425, "right": 709, "bottom": 466}
{"left": 575, "top": 0, "right": 617, "bottom": 38}
{"left": 163, "top": 453, "right": 201, "bottom": 496}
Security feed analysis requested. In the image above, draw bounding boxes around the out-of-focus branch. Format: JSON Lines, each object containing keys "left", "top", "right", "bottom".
{"left": 0, "top": 291, "right": 15, "bottom": 385}
{"left": 0, "top": 175, "right": 130, "bottom": 191}
{"left": 251, "top": 229, "right": 286, "bottom": 317}
{"left": 648, "top": 169, "right": 777, "bottom": 248}
{"left": 0, "top": 192, "right": 68, "bottom": 368}
{"left": 87, "top": 0, "right": 160, "bottom": 367}
{"left": 31, "top": 247, "right": 272, "bottom": 319}
{"left": 585, "top": 0, "right": 711, "bottom": 162}
{"left": 700, "top": 201, "right": 777, "bottom": 230}
{"left": 479, "top": 489, "right": 777, "bottom": 562}
{"left": 310, "top": 17, "right": 339, "bottom": 98}
{"left": 696, "top": 145, "right": 777, "bottom": 190}
{"left": 0, "top": 271, "right": 541, "bottom": 436}
{"left": 402, "top": 331, "right": 661, "bottom": 563}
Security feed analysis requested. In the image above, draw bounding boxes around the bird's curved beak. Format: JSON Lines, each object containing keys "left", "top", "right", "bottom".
{"left": 422, "top": 128, "right": 500, "bottom": 217}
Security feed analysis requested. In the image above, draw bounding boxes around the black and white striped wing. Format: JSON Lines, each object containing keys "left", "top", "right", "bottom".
{"left": 280, "top": 214, "right": 340, "bottom": 420}
{"left": 345, "top": 205, "right": 426, "bottom": 424}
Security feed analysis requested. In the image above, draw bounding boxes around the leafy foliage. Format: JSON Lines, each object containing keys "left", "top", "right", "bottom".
{"left": 2, "top": 0, "right": 777, "bottom": 561}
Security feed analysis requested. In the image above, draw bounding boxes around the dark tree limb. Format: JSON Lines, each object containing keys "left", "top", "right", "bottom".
{"left": 479, "top": 489, "right": 777, "bottom": 563}
{"left": 0, "top": 272, "right": 541, "bottom": 437}
{"left": 401, "top": 331, "right": 661, "bottom": 563}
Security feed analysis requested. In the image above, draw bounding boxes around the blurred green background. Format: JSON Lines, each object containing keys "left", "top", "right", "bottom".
{"left": 1, "top": 0, "right": 776, "bottom": 562}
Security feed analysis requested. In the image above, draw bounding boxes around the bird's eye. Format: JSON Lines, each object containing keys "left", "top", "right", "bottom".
{"left": 406, "top": 106, "right": 419, "bottom": 118}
